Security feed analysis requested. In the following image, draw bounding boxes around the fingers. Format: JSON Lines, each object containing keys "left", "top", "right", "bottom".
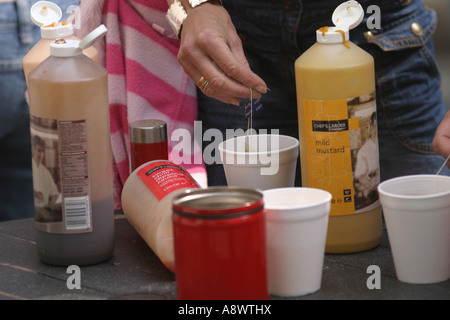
{"left": 180, "top": 57, "right": 241, "bottom": 105}
{"left": 177, "top": 7, "right": 267, "bottom": 104}
{"left": 432, "top": 111, "right": 450, "bottom": 161}
{"left": 179, "top": 46, "right": 262, "bottom": 105}
{"left": 196, "top": 30, "right": 266, "bottom": 91}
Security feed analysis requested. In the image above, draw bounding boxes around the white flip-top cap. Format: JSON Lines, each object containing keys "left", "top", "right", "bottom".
{"left": 30, "top": 1, "right": 62, "bottom": 27}
{"left": 30, "top": 1, "right": 74, "bottom": 39}
{"left": 316, "top": 27, "right": 349, "bottom": 44}
{"left": 41, "top": 22, "right": 74, "bottom": 39}
{"left": 332, "top": 0, "right": 364, "bottom": 30}
{"left": 79, "top": 25, "right": 107, "bottom": 50}
{"left": 316, "top": 0, "right": 364, "bottom": 44}
{"left": 50, "top": 24, "right": 107, "bottom": 57}
{"left": 50, "top": 39, "right": 81, "bottom": 57}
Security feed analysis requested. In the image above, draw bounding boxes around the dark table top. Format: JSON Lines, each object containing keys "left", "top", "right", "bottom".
{"left": 1, "top": 214, "right": 449, "bottom": 300}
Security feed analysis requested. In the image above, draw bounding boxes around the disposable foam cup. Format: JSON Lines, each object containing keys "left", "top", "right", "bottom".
{"left": 218, "top": 134, "right": 299, "bottom": 190}
{"left": 263, "top": 187, "right": 331, "bottom": 297}
{"left": 378, "top": 174, "right": 450, "bottom": 284}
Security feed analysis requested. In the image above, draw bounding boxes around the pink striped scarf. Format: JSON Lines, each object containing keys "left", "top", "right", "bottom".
{"left": 75, "top": 0, "right": 207, "bottom": 209}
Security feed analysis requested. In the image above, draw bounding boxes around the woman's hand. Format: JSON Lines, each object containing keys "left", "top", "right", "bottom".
{"left": 432, "top": 110, "right": 450, "bottom": 167}
{"left": 177, "top": 2, "right": 267, "bottom": 105}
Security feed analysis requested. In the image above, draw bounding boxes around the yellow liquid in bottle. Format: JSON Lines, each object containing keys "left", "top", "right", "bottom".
{"left": 295, "top": 39, "right": 382, "bottom": 253}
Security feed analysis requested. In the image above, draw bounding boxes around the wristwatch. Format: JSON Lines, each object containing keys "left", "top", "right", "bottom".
{"left": 189, "top": 0, "right": 220, "bottom": 7}
{"left": 166, "top": 0, "right": 223, "bottom": 38}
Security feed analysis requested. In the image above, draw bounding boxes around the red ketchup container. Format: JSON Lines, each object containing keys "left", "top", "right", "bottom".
{"left": 172, "top": 187, "right": 269, "bottom": 300}
{"left": 130, "top": 120, "right": 168, "bottom": 171}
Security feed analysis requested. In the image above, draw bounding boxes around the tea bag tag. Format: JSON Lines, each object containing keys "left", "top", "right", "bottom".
{"left": 242, "top": 88, "right": 261, "bottom": 152}
{"left": 242, "top": 98, "right": 263, "bottom": 118}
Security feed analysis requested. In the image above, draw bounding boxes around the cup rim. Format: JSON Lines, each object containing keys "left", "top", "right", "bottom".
{"left": 378, "top": 174, "right": 450, "bottom": 200}
{"left": 218, "top": 134, "right": 299, "bottom": 156}
{"left": 263, "top": 187, "right": 332, "bottom": 221}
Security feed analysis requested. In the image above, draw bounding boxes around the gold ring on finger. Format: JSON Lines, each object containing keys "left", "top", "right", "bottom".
{"left": 196, "top": 76, "right": 209, "bottom": 90}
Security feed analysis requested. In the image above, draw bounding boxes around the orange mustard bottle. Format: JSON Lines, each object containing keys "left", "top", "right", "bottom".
{"left": 295, "top": 1, "right": 382, "bottom": 253}
{"left": 27, "top": 25, "right": 114, "bottom": 266}
{"left": 23, "top": 1, "right": 98, "bottom": 85}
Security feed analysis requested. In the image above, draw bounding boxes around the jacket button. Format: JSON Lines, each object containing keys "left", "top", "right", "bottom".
{"left": 364, "top": 30, "right": 374, "bottom": 41}
{"left": 411, "top": 22, "right": 423, "bottom": 37}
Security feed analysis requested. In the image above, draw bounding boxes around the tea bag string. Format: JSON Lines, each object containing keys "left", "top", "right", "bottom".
{"left": 244, "top": 88, "right": 254, "bottom": 152}
{"left": 436, "top": 154, "right": 450, "bottom": 175}
{"left": 247, "top": 87, "right": 253, "bottom": 138}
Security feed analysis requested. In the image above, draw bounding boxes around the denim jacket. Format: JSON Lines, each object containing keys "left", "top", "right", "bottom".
{"left": 198, "top": 0, "right": 449, "bottom": 185}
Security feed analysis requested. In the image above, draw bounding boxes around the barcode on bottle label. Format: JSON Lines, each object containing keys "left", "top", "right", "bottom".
{"left": 64, "top": 196, "right": 91, "bottom": 230}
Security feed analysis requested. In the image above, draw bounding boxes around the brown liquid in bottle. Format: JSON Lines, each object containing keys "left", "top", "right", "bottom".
{"left": 23, "top": 36, "right": 98, "bottom": 86}
{"left": 28, "top": 49, "right": 114, "bottom": 266}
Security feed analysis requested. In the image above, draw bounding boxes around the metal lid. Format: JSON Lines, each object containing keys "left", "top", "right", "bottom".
{"left": 130, "top": 120, "right": 168, "bottom": 143}
{"left": 172, "top": 187, "right": 263, "bottom": 219}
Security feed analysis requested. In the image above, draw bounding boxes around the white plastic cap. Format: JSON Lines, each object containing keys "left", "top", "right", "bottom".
{"left": 30, "top": 1, "right": 75, "bottom": 39}
{"left": 41, "top": 22, "right": 74, "bottom": 39}
{"left": 316, "top": 0, "right": 363, "bottom": 44}
{"left": 316, "top": 27, "right": 349, "bottom": 44}
{"left": 50, "top": 39, "right": 82, "bottom": 57}
{"left": 50, "top": 25, "right": 108, "bottom": 57}
{"left": 79, "top": 25, "right": 108, "bottom": 50}
{"left": 332, "top": 0, "right": 364, "bottom": 31}
{"left": 30, "top": 1, "right": 62, "bottom": 27}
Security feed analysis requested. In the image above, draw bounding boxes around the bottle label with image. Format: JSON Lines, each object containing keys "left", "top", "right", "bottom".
{"left": 303, "top": 92, "right": 380, "bottom": 216}
{"left": 31, "top": 115, "right": 93, "bottom": 233}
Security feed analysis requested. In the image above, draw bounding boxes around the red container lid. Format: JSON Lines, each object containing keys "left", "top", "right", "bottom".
{"left": 130, "top": 119, "right": 167, "bottom": 143}
{"left": 172, "top": 187, "right": 263, "bottom": 220}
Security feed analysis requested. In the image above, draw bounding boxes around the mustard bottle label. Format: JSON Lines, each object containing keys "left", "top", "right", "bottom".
{"left": 303, "top": 92, "right": 380, "bottom": 216}
{"left": 31, "top": 115, "right": 93, "bottom": 234}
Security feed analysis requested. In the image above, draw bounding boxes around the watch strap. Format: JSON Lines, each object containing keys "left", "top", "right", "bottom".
{"left": 189, "top": 0, "right": 223, "bottom": 8}
{"left": 166, "top": 0, "right": 223, "bottom": 39}
{"left": 166, "top": 0, "right": 188, "bottom": 39}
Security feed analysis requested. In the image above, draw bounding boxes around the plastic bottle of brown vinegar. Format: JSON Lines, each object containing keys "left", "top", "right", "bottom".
{"left": 27, "top": 25, "right": 114, "bottom": 266}
{"left": 23, "top": 1, "right": 97, "bottom": 85}
{"left": 295, "top": 1, "right": 382, "bottom": 253}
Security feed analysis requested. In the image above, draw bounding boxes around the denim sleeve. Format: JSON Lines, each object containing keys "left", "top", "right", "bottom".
{"left": 362, "top": 6, "right": 445, "bottom": 154}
